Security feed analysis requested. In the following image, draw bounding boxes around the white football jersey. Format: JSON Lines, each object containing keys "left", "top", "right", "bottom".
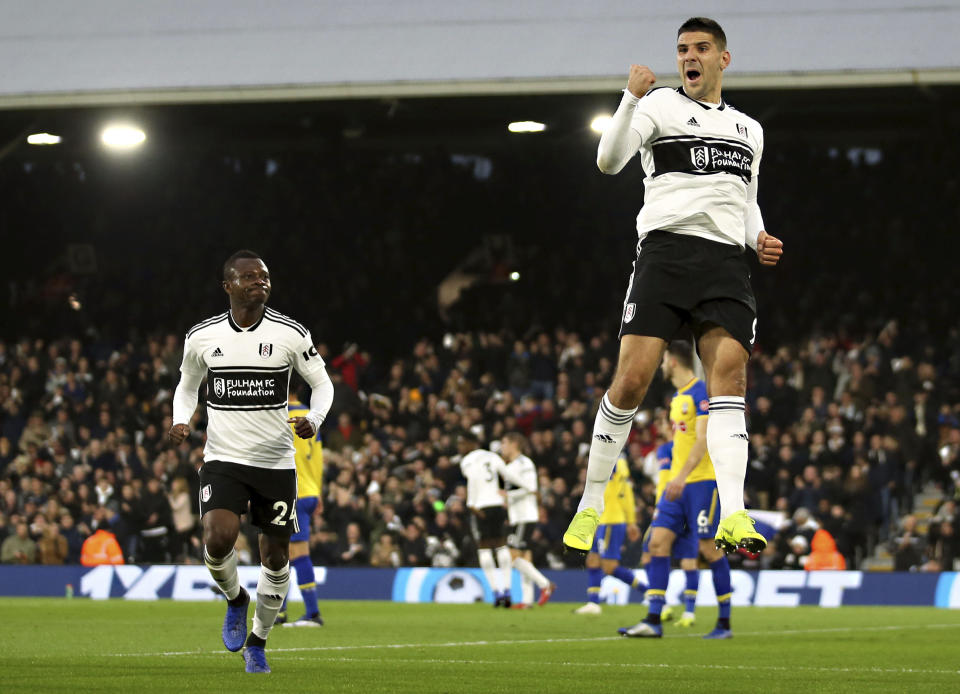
{"left": 628, "top": 87, "right": 763, "bottom": 248}
{"left": 503, "top": 455, "right": 539, "bottom": 525}
{"left": 179, "top": 307, "right": 326, "bottom": 470}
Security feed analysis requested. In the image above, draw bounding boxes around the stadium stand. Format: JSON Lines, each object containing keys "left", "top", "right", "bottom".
{"left": 1, "top": 118, "right": 959, "bottom": 573}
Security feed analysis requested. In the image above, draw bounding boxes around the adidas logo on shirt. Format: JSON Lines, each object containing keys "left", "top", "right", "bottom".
{"left": 211, "top": 347, "right": 224, "bottom": 357}
{"left": 687, "top": 117, "right": 700, "bottom": 127}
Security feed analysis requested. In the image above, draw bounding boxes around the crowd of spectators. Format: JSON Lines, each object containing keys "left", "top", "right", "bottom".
{"left": 1, "top": 316, "right": 958, "bottom": 571}
{"left": 3, "top": 93, "right": 960, "bottom": 572}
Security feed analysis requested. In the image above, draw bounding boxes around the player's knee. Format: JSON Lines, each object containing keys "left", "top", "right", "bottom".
{"left": 649, "top": 537, "right": 671, "bottom": 556}
{"left": 203, "top": 530, "right": 235, "bottom": 559}
{"left": 608, "top": 373, "right": 650, "bottom": 408}
{"left": 707, "top": 362, "right": 747, "bottom": 398}
{"left": 701, "top": 543, "right": 724, "bottom": 562}
{"left": 260, "top": 540, "right": 289, "bottom": 570}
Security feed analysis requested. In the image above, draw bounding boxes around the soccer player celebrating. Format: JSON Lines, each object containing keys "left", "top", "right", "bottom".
{"left": 564, "top": 16, "right": 783, "bottom": 559}
{"left": 500, "top": 432, "right": 556, "bottom": 608}
{"left": 458, "top": 432, "right": 536, "bottom": 607}
{"left": 620, "top": 341, "right": 733, "bottom": 639}
{"left": 168, "top": 250, "right": 334, "bottom": 673}
{"left": 274, "top": 389, "right": 324, "bottom": 627}
{"left": 572, "top": 452, "right": 644, "bottom": 615}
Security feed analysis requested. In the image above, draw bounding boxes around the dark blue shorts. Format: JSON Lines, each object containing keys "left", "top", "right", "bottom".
{"left": 290, "top": 496, "right": 318, "bottom": 543}
{"left": 651, "top": 480, "right": 720, "bottom": 544}
{"left": 591, "top": 523, "right": 626, "bottom": 560}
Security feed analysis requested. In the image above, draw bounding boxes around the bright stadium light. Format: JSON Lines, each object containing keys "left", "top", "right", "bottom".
{"left": 27, "top": 133, "right": 61, "bottom": 145}
{"left": 101, "top": 123, "right": 146, "bottom": 150}
{"left": 590, "top": 115, "right": 613, "bottom": 134}
{"left": 507, "top": 121, "right": 546, "bottom": 133}
{"left": 509, "top": 271, "right": 521, "bottom": 281}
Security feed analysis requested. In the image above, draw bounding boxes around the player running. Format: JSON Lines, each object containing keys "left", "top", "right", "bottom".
{"left": 619, "top": 341, "right": 733, "bottom": 639}
{"left": 168, "top": 250, "right": 334, "bottom": 673}
{"left": 275, "top": 388, "right": 324, "bottom": 627}
{"left": 563, "top": 16, "right": 783, "bottom": 560}
{"left": 458, "top": 431, "right": 536, "bottom": 607}
{"left": 572, "top": 452, "right": 645, "bottom": 615}
{"left": 500, "top": 432, "right": 556, "bottom": 608}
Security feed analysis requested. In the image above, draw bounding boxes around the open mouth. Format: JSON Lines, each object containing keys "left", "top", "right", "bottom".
{"left": 685, "top": 68, "right": 702, "bottom": 83}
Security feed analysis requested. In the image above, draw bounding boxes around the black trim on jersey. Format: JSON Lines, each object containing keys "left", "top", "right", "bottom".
{"left": 264, "top": 309, "right": 307, "bottom": 338}
{"left": 643, "top": 86, "right": 672, "bottom": 96}
{"left": 265, "top": 308, "right": 307, "bottom": 335}
{"left": 654, "top": 134, "right": 753, "bottom": 153}
{"left": 187, "top": 313, "right": 228, "bottom": 339}
{"left": 227, "top": 310, "right": 266, "bottom": 333}
{"left": 675, "top": 87, "right": 726, "bottom": 111}
{"left": 206, "top": 403, "right": 289, "bottom": 411}
{"left": 208, "top": 365, "right": 290, "bottom": 373}
{"left": 651, "top": 137, "right": 753, "bottom": 183}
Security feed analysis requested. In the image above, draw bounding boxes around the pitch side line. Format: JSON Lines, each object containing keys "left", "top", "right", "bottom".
{"left": 106, "top": 623, "right": 960, "bottom": 658}
{"left": 275, "top": 655, "right": 960, "bottom": 677}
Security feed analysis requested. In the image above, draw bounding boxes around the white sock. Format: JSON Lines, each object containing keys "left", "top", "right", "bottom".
{"left": 252, "top": 563, "right": 290, "bottom": 640}
{"left": 707, "top": 396, "right": 748, "bottom": 520}
{"left": 478, "top": 549, "right": 501, "bottom": 593}
{"left": 204, "top": 547, "right": 240, "bottom": 601}
{"left": 521, "top": 576, "right": 535, "bottom": 605}
{"left": 496, "top": 546, "right": 513, "bottom": 595}
{"left": 577, "top": 392, "right": 637, "bottom": 513}
{"left": 513, "top": 556, "right": 549, "bottom": 589}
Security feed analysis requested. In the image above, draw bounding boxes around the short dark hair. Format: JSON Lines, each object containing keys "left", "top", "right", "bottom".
{"left": 222, "top": 249, "right": 261, "bottom": 280}
{"left": 667, "top": 340, "right": 695, "bottom": 370}
{"left": 678, "top": 17, "right": 727, "bottom": 51}
{"left": 503, "top": 431, "right": 529, "bottom": 455}
{"left": 459, "top": 430, "right": 480, "bottom": 444}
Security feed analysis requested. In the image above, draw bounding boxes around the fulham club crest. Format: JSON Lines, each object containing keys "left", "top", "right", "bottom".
{"left": 201, "top": 484, "right": 212, "bottom": 503}
{"left": 690, "top": 146, "right": 709, "bottom": 170}
{"left": 259, "top": 342, "right": 273, "bottom": 359}
{"left": 213, "top": 378, "right": 225, "bottom": 398}
{"left": 737, "top": 123, "right": 748, "bottom": 137}
{"left": 623, "top": 303, "right": 636, "bottom": 324}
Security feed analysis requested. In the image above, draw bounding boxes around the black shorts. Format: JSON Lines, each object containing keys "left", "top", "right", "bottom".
{"left": 507, "top": 522, "right": 535, "bottom": 550}
{"left": 619, "top": 230, "right": 757, "bottom": 354}
{"left": 198, "top": 460, "right": 299, "bottom": 538}
{"left": 470, "top": 506, "right": 508, "bottom": 542}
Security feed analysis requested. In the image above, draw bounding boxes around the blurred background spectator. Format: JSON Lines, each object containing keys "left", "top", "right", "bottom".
{"left": 1, "top": 107, "right": 959, "bottom": 572}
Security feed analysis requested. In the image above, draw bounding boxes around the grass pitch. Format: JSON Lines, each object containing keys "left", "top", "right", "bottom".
{"left": 1, "top": 599, "right": 958, "bottom": 693}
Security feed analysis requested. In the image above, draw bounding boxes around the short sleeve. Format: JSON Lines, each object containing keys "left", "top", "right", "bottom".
{"left": 692, "top": 381, "right": 710, "bottom": 417}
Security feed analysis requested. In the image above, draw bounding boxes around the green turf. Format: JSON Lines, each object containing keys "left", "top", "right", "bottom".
{"left": 1, "top": 599, "right": 958, "bottom": 693}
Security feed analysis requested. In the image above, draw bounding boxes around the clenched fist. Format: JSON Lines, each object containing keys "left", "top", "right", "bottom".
{"left": 167, "top": 423, "right": 190, "bottom": 444}
{"left": 627, "top": 65, "right": 657, "bottom": 99}
{"left": 756, "top": 230, "right": 784, "bottom": 266}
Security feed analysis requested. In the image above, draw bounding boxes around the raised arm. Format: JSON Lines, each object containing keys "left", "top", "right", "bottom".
{"left": 597, "top": 65, "right": 657, "bottom": 174}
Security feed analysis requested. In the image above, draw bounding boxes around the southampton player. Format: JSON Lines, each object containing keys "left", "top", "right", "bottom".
{"left": 500, "top": 432, "right": 556, "bottom": 608}
{"left": 168, "top": 250, "right": 334, "bottom": 673}
{"left": 573, "top": 453, "right": 644, "bottom": 615}
{"left": 458, "top": 432, "right": 536, "bottom": 607}
{"left": 637, "top": 437, "right": 701, "bottom": 626}
{"left": 564, "top": 16, "right": 783, "bottom": 560}
{"left": 274, "top": 389, "right": 324, "bottom": 627}
{"left": 620, "top": 341, "right": 732, "bottom": 639}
